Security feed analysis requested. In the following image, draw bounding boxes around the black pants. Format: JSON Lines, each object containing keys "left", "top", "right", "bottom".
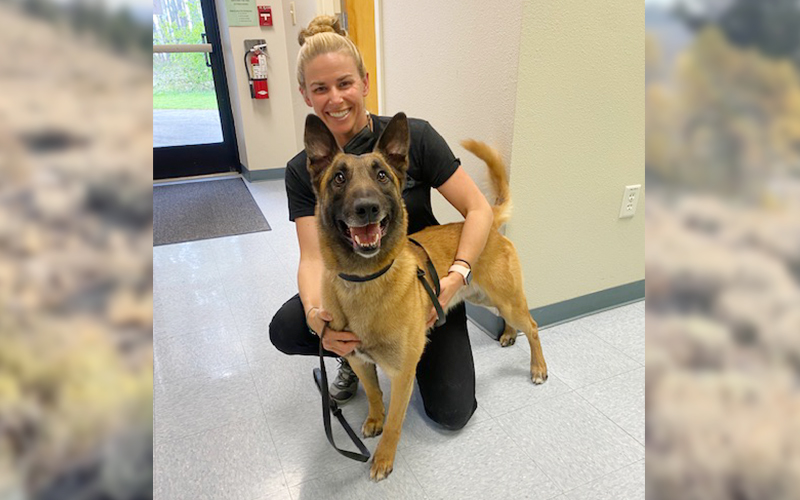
{"left": 269, "top": 294, "right": 477, "bottom": 430}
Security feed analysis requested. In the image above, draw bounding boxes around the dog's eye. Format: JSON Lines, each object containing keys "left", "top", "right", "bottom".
{"left": 333, "top": 172, "right": 346, "bottom": 185}
{"left": 377, "top": 171, "right": 388, "bottom": 183}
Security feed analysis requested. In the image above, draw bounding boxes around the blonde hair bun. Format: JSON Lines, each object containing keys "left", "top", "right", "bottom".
{"left": 295, "top": 15, "right": 366, "bottom": 89}
{"left": 298, "top": 15, "right": 345, "bottom": 46}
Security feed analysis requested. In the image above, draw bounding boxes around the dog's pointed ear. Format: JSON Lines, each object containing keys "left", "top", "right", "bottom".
{"left": 304, "top": 114, "right": 340, "bottom": 192}
{"left": 374, "top": 112, "right": 409, "bottom": 181}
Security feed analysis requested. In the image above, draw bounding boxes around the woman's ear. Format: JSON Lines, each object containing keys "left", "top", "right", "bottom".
{"left": 300, "top": 85, "right": 313, "bottom": 107}
{"left": 362, "top": 72, "right": 370, "bottom": 97}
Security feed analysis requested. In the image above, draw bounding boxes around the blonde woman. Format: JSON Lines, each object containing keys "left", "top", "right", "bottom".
{"left": 269, "top": 16, "right": 493, "bottom": 430}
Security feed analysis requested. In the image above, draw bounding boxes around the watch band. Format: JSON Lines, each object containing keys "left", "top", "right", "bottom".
{"left": 448, "top": 263, "right": 471, "bottom": 285}
{"left": 453, "top": 258, "right": 471, "bottom": 269}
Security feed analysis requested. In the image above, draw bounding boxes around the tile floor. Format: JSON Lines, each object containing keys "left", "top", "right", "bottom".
{"left": 153, "top": 176, "right": 645, "bottom": 500}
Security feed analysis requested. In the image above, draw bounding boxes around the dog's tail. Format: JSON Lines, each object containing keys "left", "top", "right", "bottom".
{"left": 460, "top": 139, "right": 512, "bottom": 228}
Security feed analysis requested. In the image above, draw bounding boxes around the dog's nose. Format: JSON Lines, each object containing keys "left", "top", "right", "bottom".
{"left": 354, "top": 199, "right": 380, "bottom": 223}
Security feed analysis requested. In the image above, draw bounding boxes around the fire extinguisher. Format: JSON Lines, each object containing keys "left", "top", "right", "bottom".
{"left": 245, "top": 44, "right": 269, "bottom": 99}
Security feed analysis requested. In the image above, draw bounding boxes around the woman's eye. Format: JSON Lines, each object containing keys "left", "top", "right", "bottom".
{"left": 377, "top": 171, "right": 388, "bottom": 182}
{"left": 334, "top": 172, "right": 346, "bottom": 185}
{"left": 339, "top": 81, "right": 352, "bottom": 89}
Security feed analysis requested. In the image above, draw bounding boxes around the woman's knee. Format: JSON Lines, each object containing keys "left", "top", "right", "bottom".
{"left": 425, "top": 398, "right": 477, "bottom": 430}
{"left": 269, "top": 295, "right": 305, "bottom": 354}
{"left": 268, "top": 313, "right": 291, "bottom": 354}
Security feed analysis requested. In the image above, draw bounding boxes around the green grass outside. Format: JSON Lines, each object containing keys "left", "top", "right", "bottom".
{"left": 153, "top": 91, "right": 218, "bottom": 110}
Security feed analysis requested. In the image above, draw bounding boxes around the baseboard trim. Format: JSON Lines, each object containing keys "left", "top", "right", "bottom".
{"left": 241, "top": 165, "right": 285, "bottom": 182}
{"left": 466, "top": 279, "right": 645, "bottom": 340}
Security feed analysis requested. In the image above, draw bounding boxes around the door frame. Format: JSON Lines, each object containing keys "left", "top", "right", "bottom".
{"left": 153, "top": 0, "right": 239, "bottom": 180}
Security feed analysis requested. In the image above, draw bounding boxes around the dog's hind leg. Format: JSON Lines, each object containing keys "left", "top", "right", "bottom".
{"left": 346, "top": 356, "right": 385, "bottom": 438}
{"left": 498, "top": 320, "right": 518, "bottom": 347}
{"left": 496, "top": 303, "right": 548, "bottom": 385}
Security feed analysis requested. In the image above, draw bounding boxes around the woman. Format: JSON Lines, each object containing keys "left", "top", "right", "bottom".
{"left": 269, "top": 15, "right": 493, "bottom": 430}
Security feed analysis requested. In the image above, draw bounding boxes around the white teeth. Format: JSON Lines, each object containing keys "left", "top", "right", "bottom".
{"left": 329, "top": 109, "right": 350, "bottom": 119}
{"left": 352, "top": 233, "right": 377, "bottom": 247}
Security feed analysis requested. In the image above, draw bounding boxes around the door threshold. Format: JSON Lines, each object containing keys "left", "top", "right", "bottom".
{"left": 153, "top": 172, "right": 241, "bottom": 187}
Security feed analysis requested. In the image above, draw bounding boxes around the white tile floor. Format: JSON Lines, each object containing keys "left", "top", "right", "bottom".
{"left": 153, "top": 176, "right": 645, "bottom": 500}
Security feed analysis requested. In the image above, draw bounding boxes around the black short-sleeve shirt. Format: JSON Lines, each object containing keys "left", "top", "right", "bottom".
{"left": 285, "top": 115, "right": 460, "bottom": 235}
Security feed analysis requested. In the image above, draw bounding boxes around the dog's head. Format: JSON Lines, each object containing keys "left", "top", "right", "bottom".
{"left": 305, "top": 112, "right": 410, "bottom": 263}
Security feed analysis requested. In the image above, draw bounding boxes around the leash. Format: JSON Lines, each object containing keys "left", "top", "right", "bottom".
{"left": 408, "top": 238, "right": 446, "bottom": 327}
{"left": 312, "top": 322, "right": 371, "bottom": 462}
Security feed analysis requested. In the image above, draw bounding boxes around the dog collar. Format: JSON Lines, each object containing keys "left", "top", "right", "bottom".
{"left": 338, "top": 261, "right": 394, "bottom": 282}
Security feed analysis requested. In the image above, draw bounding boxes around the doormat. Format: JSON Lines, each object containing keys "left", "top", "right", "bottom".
{"left": 153, "top": 178, "right": 271, "bottom": 246}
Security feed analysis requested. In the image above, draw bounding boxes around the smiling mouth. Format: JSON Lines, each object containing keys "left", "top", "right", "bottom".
{"left": 338, "top": 216, "right": 390, "bottom": 256}
{"left": 328, "top": 109, "right": 351, "bottom": 120}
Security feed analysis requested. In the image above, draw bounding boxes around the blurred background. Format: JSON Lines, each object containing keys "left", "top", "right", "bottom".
{"left": 646, "top": 0, "right": 800, "bottom": 498}
{"left": 0, "top": 0, "right": 153, "bottom": 498}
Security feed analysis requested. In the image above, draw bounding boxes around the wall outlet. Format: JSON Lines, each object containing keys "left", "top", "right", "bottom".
{"left": 618, "top": 184, "right": 641, "bottom": 218}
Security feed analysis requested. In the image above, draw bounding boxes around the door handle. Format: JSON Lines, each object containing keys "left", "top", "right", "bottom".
{"left": 201, "top": 33, "right": 212, "bottom": 67}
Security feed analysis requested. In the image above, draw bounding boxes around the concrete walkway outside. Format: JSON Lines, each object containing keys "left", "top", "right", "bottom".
{"left": 153, "top": 109, "right": 223, "bottom": 148}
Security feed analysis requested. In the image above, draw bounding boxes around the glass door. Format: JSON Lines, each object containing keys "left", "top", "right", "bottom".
{"left": 153, "top": 0, "right": 238, "bottom": 179}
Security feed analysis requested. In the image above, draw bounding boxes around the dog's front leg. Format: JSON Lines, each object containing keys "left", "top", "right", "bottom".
{"left": 345, "top": 356, "right": 385, "bottom": 437}
{"left": 370, "top": 362, "right": 416, "bottom": 481}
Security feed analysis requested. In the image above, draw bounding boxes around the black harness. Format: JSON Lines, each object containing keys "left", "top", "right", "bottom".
{"left": 313, "top": 238, "right": 446, "bottom": 462}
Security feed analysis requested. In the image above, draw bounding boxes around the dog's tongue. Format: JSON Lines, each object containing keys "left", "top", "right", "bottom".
{"left": 351, "top": 223, "right": 381, "bottom": 247}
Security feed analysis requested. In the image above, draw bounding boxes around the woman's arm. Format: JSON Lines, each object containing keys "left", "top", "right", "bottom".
{"left": 437, "top": 166, "right": 494, "bottom": 267}
{"left": 425, "top": 166, "right": 494, "bottom": 327}
{"left": 295, "top": 216, "right": 325, "bottom": 318}
{"left": 295, "top": 216, "right": 361, "bottom": 355}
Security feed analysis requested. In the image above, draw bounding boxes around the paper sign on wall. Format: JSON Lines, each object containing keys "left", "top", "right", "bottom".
{"left": 225, "top": 0, "right": 258, "bottom": 26}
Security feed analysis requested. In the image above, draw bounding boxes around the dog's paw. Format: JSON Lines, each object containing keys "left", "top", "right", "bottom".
{"left": 369, "top": 456, "right": 394, "bottom": 482}
{"left": 499, "top": 330, "right": 517, "bottom": 347}
{"left": 530, "top": 365, "right": 548, "bottom": 385}
{"left": 362, "top": 417, "right": 384, "bottom": 438}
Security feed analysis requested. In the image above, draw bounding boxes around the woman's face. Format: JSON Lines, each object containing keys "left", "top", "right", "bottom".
{"left": 301, "top": 51, "right": 369, "bottom": 147}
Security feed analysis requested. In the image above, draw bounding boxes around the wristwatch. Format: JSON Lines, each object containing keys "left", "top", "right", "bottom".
{"left": 448, "top": 263, "right": 472, "bottom": 285}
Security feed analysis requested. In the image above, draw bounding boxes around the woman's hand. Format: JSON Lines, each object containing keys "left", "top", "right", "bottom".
{"left": 309, "top": 307, "right": 361, "bottom": 356}
{"left": 425, "top": 272, "right": 465, "bottom": 329}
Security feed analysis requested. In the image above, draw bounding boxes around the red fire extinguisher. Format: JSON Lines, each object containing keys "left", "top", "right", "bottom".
{"left": 245, "top": 44, "right": 269, "bottom": 99}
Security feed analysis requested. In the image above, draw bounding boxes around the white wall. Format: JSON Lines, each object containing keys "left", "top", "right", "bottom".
{"left": 380, "top": 1, "right": 526, "bottom": 223}
{"left": 215, "top": 0, "right": 317, "bottom": 173}
{"left": 282, "top": 0, "right": 318, "bottom": 151}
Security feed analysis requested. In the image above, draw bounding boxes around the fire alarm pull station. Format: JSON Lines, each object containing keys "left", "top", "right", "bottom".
{"left": 258, "top": 6, "right": 273, "bottom": 26}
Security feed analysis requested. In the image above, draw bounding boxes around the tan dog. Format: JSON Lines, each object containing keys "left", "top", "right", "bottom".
{"left": 305, "top": 112, "right": 548, "bottom": 481}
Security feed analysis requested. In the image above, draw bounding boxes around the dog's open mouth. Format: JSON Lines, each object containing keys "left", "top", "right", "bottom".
{"left": 339, "top": 216, "right": 390, "bottom": 256}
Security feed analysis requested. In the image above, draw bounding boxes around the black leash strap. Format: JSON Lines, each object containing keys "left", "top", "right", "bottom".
{"left": 408, "top": 238, "right": 446, "bottom": 327}
{"left": 312, "top": 323, "right": 371, "bottom": 462}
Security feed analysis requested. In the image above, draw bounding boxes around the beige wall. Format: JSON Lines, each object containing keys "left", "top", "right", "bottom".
{"left": 506, "top": 0, "right": 645, "bottom": 307}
